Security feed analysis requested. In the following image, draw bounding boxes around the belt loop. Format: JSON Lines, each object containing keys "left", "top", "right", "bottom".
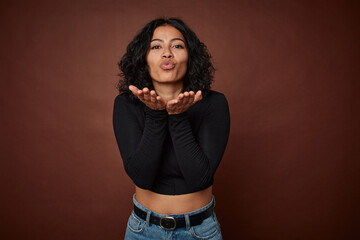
{"left": 184, "top": 214, "right": 191, "bottom": 230}
{"left": 145, "top": 210, "right": 151, "bottom": 227}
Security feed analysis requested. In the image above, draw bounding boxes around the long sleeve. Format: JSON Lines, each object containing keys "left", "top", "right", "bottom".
{"left": 167, "top": 92, "right": 230, "bottom": 192}
{"left": 112, "top": 94, "right": 168, "bottom": 189}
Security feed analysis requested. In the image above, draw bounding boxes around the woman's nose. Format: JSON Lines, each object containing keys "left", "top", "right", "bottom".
{"left": 162, "top": 47, "right": 173, "bottom": 58}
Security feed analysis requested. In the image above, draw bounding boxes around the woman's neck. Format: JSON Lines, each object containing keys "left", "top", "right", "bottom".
{"left": 152, "top": 81, "right": 183, "bottom": 102}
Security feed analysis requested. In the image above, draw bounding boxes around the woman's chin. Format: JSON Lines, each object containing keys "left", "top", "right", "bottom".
{"left": 154, "top": 78, "right": 182, "bottom": 84}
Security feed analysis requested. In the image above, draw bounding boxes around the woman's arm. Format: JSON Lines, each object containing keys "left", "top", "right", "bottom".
{"left": 113, "top": 94, "right": 168, "bottom": 189}
{"left": 167, "top": 92, "right": 230, "bottom": 192}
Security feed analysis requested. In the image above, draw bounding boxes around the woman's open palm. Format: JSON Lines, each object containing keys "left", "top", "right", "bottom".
{"left": 129, "top": 85, "right": 167, "bottom": 110}
{"left": 129, "top": 85, "right": 202, "bottom": 114}
{"left": 166, "top": 90, "right": 202, "bottom": 114}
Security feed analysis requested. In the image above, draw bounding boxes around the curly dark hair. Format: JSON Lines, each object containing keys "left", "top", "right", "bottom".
{"left": 117, "top": 17, "right": 215, "bottom": 102}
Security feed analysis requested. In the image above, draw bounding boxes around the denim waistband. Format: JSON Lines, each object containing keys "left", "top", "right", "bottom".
{"left": 132, "top": 193, "right": 215, "bottom": 218}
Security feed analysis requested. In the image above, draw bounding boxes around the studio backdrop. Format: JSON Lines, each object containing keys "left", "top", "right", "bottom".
{"left": 1, "top": 0, "right": 359, "bottom": 239}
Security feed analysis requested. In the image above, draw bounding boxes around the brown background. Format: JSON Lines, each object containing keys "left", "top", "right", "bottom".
{"left": 1, "top": 0, "right": 359, "bottom": 239}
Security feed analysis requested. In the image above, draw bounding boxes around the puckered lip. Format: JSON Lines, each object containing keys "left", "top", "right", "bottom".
{"left": 160, "top": 60, "right": 176, "bottom": 70}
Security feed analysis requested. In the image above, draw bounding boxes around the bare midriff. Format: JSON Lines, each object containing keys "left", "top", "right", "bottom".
{"left": 135, "top": 185, "right": 213, "bottom": 215}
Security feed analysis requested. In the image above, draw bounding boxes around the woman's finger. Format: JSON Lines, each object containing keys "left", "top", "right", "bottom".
{"left": 143, "top": 88, "right": 150, "bottom": 101}
{"left": 129, "top": 85, "right": 139, "bottom": 95}
{"left": 182, "top": 92, "right": 190, "bottom": 105}
{"left": 194, "top": 90, "right": 202, "bottom": 103}
{"left": 129, "top": 85, "right": 145, "bottom": 102}
{"left": 137, "top": 89, "right": 145, "bottom": 101}
{"left": 181, "top": 92, "right": 189, "bottom": 107}
{"left": 150, "top": 90, "right": 157, "bottom": 103}
{"left": 188, "top": 91, "right": 195, "bottom": 104}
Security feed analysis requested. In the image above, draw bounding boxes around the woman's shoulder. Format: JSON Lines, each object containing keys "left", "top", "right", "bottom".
{"left": 114, "top": 92, "right": 141, "bottom": 105}
{"left": 189, "top": 90, "right": 228, "bottom": 115}
{"left": 205, "top": 90, "right": 226, "bottom": 98}
{"left": 114, "top": 92, "right": 130, "bottom": 102}
{"left": 114, "top": 92, "right": 143, "bottom": 113}
{"left": 203, "top": 90, "right": 229, "bottom": 105}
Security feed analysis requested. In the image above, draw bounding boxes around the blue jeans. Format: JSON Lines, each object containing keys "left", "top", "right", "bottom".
{"left": 125, "top": 194, "right": 222, "bottom": 240}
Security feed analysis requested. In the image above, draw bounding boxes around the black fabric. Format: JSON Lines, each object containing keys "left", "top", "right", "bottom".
{"left": 113, "top": 90, "right": 230, "bottom": 195}
{"left": 133, "top": 203, "right": 214, "bottom": 230}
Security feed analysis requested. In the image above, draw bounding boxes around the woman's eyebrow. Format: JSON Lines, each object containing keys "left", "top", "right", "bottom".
{"left": 150, "top": 38, "right": 185, "bottom": 43}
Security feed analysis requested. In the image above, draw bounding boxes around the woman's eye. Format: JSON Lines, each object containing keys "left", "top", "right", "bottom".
{"left": 173, "top": 45, "right": 184, "bottom": 49}
{"left": 151, "top": 45, "right": 160, "bottom": 49}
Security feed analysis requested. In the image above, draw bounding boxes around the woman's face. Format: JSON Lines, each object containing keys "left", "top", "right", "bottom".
{"left": 146, "top": 25, "right": 188, "bottom": 85}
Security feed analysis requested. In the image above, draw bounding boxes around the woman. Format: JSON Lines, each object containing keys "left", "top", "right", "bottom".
{"left": 113, "top": 17, "right": 230, "bottom": 239}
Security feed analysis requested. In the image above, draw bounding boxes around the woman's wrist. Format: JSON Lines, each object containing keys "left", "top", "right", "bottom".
{"left": 144, "top": 105, "right": 168, "bottom": 118}
{"left": 167, "top": 110, "right": 186, "bottom": 115}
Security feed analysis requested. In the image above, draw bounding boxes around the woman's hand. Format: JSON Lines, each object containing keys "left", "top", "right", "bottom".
{"left": 129, "top": 85, "right": 167, "bottom": 111}
{"left": 166, "top": 90, "right": 202, "bottom": 115}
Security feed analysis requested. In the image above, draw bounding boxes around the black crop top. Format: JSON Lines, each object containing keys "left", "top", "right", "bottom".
{"left": 112, "top": 90, "right": 230, "bottom": 195}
